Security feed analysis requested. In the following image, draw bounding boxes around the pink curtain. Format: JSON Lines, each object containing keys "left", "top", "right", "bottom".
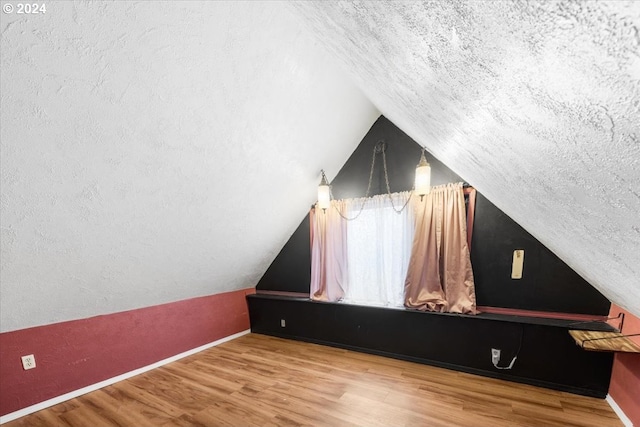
{"left": 404, "top": 183, "right": 477, "bottom": 314}
{"left": 309, "top": 201, "right": 348, "bottom": 301}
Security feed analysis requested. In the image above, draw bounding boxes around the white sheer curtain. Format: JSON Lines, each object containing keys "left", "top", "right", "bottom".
{"left": 342, "top": 192, "right": 414, "bottom": 307}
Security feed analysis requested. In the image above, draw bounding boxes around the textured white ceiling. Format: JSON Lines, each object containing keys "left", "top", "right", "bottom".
{"left": 2, "top": 0, "right": 638, "bottom": 332}
{"left": 288, "top": 1, "right": 640, "bottom": 317}
{"left": 0, "top": 1, "right": 378, "bottom": 331}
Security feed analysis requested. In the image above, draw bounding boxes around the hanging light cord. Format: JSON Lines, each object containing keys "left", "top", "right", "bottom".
{"left": 329, "top": 142, "right": 413, "bottom": 221}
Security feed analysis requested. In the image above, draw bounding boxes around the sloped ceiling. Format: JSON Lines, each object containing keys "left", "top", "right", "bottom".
{"left": 2, "top": 0, "right": 638, "bottom": 333}
{"left": 0, "top": 1, "right": 378, "bottom": 332}
{"left": 288, "top": 1, "right": 640, "bottom": 317}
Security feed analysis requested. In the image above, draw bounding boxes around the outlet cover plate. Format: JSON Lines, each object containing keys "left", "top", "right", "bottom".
{"left": 491, "top": 348, "right": 501, "bottom": 365}
{"left": 21, "top": 354, "right": 36, "bottom": 370}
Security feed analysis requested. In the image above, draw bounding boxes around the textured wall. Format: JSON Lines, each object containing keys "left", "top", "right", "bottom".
{"left": 0, "top": 1, "right": 379, "bottom": 332}
{"left": 289, "top": 1, "right": 640, "bottom": 317}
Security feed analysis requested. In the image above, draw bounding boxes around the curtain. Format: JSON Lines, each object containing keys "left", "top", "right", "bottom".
{"left": 309, "top": 200, "right": 348, "bottom": 301}
{"left": 404, "top": 183, "right": 477, "bottom": 314}
{"left": 343, "top": 192, "right": 414, "bottom": 307}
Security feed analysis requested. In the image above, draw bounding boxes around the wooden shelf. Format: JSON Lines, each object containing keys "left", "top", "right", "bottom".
{"left": 569, "top": 330, "right": 640, "bottom": 353}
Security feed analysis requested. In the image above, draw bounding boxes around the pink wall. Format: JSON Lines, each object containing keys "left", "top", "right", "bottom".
{"left": 608, "top": 304, "right": 640, "bottom": 426}
{"left": 0, "top": 288, "right": 255, "bottom": 417}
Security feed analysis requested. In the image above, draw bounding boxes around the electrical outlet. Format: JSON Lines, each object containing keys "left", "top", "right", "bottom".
{"left": 21, "top": 354, "right": 36, "bottom": 370}
{"left": 491, "top": 348, "right": 501, "bottom": 365}
{"left": 280, "top": 319, "right": 286, "bottom": 328}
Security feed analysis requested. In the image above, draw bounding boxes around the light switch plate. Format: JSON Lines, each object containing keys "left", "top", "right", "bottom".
{"left": 511, "top": 250, "right": 524, "bottom": 279}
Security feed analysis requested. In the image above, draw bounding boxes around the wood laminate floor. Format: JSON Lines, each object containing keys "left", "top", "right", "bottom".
{"left": 5, "top": 334, "right": 622, "bottom": 427}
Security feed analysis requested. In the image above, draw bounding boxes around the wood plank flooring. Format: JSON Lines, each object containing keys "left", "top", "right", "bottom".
{"left": 5, "top": 334, "right": 622, "bottom": 426}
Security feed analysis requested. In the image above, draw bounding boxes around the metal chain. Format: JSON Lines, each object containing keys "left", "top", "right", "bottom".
{"left": 381, "top": 149, "right": 413, "bottom": 213}
{"left": 329, "top": 143, "right": 378, "bottom": 221}
{"left": 329, "top": 142, "right": 412, "bottom": 221}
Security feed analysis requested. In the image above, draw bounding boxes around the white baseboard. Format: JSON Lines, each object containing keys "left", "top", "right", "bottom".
{"left": 0, "top": 329, "right": 251, "bottom": 425}
{"left": 607, "top": 394, "right": 634, "bottom": 427}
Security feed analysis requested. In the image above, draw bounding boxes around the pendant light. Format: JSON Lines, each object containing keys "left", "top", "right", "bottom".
{"left": 317, "top": 170, "right": 331, "bottom": 211}
{"left": 415, "top": 148, "right": 431, "bottom": 201}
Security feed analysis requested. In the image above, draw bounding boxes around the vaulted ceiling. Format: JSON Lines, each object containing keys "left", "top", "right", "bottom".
{"left": 288, "top": 1, "right": 640, "bottom": 317}
{"left": 0, "top": 1, "right": 378, "bottom": 331}
{"left": 1, "top": 1, "right": 638, "bottom": 332}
